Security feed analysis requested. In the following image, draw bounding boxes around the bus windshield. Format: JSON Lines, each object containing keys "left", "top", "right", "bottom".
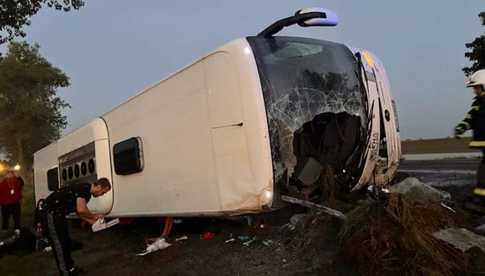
{"left": 247, "top": 36, "right": 367, "bottom": 192}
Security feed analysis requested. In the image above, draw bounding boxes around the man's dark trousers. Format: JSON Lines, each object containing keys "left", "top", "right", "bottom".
{"left": 42, "top": 212, "right": 74, "bottom": 276}
{"left": 1, "top": 202, "right": 20, "bottom": 230}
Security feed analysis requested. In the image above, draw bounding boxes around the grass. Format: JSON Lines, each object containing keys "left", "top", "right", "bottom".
{"left": 401, "top": 137, "right": 479, "bottom": 154}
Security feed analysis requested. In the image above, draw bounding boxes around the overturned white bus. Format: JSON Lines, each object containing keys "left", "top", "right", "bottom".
{"left": 33, "top": 8, "right": 401, "bottom": 217}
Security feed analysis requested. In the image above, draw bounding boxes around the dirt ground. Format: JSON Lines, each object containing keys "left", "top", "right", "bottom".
{"left": 1, "top": 159, "right": 484, "bottom": 276}
{"left": 0, "top": 204, "right": 358, "bottom": 276}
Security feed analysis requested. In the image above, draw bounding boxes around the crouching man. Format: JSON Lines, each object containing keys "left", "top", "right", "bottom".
{"left": 36, "top": 178, "right": 111, "bottom": 275}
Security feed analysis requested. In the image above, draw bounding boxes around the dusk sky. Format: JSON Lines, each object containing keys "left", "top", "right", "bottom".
{"left": 3, "top": 1, "right": 484, "bottom": 139}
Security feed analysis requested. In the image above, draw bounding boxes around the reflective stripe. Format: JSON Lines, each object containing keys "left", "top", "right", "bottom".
{"left": 47, "top": 213, "right": 69, "bottom": 276}
{"left": 472, "top": 105, "right": 480, "bottom": 111}
{"left": 469, "top": 141, "right": 485, "bottom": 147}
{"left": 473, "top": 188, "right": 485, "bottom": 197}
{"left": 466, "top": 114, "right": 472, "bottom": 119}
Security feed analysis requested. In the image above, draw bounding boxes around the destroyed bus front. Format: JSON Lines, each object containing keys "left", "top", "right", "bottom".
{"left": 248, "top": 36, "right": 368, "bottom": 199}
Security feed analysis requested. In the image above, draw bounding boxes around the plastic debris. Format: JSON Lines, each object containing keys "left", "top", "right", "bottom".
{"left": 92, "top": 218, "right": 120, "bottom": 232}
{"left": 175, "top": 236, "right": 188, "bottom": 242}
{"left": 262, "top": 239, "right": 274, "bottom": 247}
{"left": 225, "top": 238, "right": 235, "bottom": 243}
{"left": 200, "top": 231, "right": 216, "bottom": 240}
{"left": 238, "top": 235, "right": 250, "bottom": 242}
{"left": 280, "top": 223, "right": 296, "bottom": 231}
{"left": 441, "top": 202, "right": 456, "bottom": 213}
{"left": 43, "top": 246, "right": 52, "bottom": 253}
{"left": 242, "top": 237, "right": 256, "bottom": 246}
{"left": 137, "top": 237, "right": 171, "bottom": 256}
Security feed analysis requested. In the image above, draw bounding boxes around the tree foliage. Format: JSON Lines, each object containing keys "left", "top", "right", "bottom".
{"left": 0, "top": 0, "right": 84, "bottom": 44}
{"left": 0, "top": 41, "right": 70, "bottom": 173}
{"left": 463, "top": 12, "right": 485, "bottom": 75}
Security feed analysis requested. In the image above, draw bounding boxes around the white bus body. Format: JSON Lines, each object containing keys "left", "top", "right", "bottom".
{"left": 34, "top": 36, "right": 401, "bottom": 217}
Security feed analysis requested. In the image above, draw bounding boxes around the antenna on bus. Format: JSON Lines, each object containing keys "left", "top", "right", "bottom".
{"left": 258, "top": 8, "right": 338, "bottom": 38}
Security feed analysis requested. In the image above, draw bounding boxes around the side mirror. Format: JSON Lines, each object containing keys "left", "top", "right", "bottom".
{"left": 295, "top": 8, "right": 338, "bottom": 27}
{"left": 258, "top": 7, "right": 339, "bottom": 37}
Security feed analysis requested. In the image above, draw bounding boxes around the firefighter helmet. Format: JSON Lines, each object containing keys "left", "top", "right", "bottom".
{"left": 466, "top": 69, "right": 485, "bottom": 88}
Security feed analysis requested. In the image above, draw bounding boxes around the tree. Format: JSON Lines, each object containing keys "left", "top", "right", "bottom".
{"left": 0, "top": 0, "right": 84, "bottom": 44}
{"left": 463, "top": 12, "right": 485, "bottom": 75}
{"left": 0, "top": 41, "right": 70, "bottom": 181}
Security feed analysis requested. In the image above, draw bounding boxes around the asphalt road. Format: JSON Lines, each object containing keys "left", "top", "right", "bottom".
{"left": 400, "top": 158, "right": 481, "bottom": 172}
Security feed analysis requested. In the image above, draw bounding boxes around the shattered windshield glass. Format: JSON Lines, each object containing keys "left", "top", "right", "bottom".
{"left": 247, "top": 36, "right": 367, "bottom": 192}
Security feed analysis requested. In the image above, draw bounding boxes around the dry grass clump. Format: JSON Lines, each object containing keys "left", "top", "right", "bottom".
{"left": 340, "top": 193, "right": 466, "bottom": 276}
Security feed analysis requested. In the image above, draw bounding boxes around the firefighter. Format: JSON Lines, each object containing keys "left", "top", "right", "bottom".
{"left": 455, "top": 69, "right": 485, "bottom": 202}
{"left": 36, "top": 178, "right": 111, "bottom": 276}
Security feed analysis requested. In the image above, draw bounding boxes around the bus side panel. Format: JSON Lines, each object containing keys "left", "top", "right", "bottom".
{"left": 209, "top": 41, "right": 274, "bottom": 214}
{"left": 204, "top": 51, "right": 262, "bottom": 213}
{"left": 105, "top": 61, "right": 222, "bottom": 217}
{"left": 34, "top": 143, "right": 58, "bottom": 203}
{"left": 56, "top": 119, "right": 113, "bottom": 214}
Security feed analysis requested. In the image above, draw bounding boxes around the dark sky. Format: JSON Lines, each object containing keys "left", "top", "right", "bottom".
{"left": 3, "top": 1, "right": 484, "bottom": 139}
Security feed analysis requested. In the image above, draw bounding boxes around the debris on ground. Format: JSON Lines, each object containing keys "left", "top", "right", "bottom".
{"left": 340, "top": 192, "right": 465, "bottom": 276}
{"left": 289, "top": 213, "right": 307, "bottom": 229}
{"left": 224, "top": 238, "right": 235, "bottom": 243}
{"left": 281, "top": 195, "right": 346, "bottom": 221}
{"left": 92, "top": 218, "right": 120, "bottom": 233}
{"left": 433, "top": 228, "right": 485, "bottom": 252}
{"left": 433, "top": 228, "right": 485, "bottom": 274}
{"left": 262, "top": 239, "right": 274, "bottom": 247}
{"left": 175, "top": 235, "right": 188, "bottom": 242}
{"left": 237, "top": 235, "right": 250, "bottom": 242}
{"left": 390, "top": 177, "right": 451, "bottom": 202}
{"left": 476, "top": 224, "right": 485, "bottom": 235}
{"left": 0, "top": 228, "right": 37, "bottom": 257}
{"left": 0, "top": 229, "right": 21, "bottom": 248}
{"left": 137, "top": 237, "right": 171, "bottom": 256}
{"left": 200, "top": 231, "right": 216, "bottom": 240}
{"left": 242, "top": 237, "right": 256, "bottom": 247}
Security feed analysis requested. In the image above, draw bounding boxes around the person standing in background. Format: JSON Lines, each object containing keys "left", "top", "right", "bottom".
{"left": 0, "top": 170, "right": 24, "bottom": 232}
{"left": 455, "top": 69, "right": 485, "bottom": 204}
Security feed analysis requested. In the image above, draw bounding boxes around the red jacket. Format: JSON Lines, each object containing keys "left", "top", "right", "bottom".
{"left": 0, "top": 177, "right": 23, "bottom": 205}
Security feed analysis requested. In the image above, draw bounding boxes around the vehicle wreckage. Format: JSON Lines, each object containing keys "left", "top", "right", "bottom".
{"left": 33, "top": 8, "right": 401, "bottom": 219}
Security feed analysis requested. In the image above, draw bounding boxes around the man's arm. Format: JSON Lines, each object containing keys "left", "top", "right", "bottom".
{"left": 76, "top": 198, "right": 102, "bottom": 225}
{"left": 455, "top": 99, "right": 480, "bottom": 135}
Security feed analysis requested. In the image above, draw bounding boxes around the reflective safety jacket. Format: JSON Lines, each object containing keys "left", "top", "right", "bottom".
{"left": 456, "top": 96, "right": 485, "bottom": 148}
